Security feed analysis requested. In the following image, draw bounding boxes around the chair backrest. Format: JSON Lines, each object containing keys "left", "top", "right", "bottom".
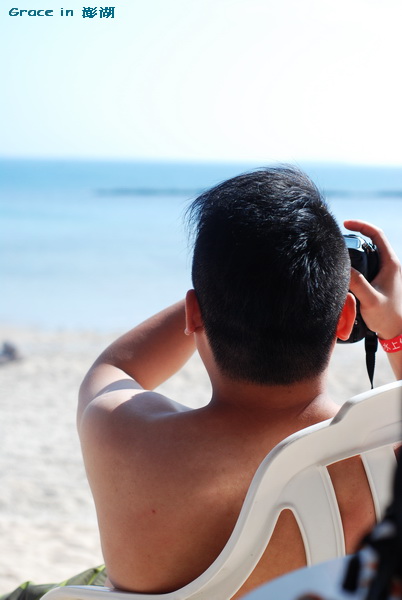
{"left": 42, "top": 381, "right": 402, "bottom": 600}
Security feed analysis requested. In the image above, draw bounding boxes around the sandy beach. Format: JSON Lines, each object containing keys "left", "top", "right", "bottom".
{"left": 0, "top": 325, "right": 396, "bottom": 591}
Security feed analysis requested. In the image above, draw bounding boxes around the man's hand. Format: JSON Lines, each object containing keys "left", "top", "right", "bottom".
{"left": 344, "top": 220, "right": 402, "bottom": 380}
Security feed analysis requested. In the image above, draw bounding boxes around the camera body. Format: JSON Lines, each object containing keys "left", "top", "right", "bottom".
{"left": 337, "top": 234, "right": 379, "bottom": 343}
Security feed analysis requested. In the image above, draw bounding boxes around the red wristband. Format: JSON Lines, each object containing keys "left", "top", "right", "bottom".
{"left": 378, "top": 334, "right": 402, "bottom": 353}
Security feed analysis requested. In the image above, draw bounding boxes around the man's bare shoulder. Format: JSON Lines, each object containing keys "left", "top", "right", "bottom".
{"left": 79, "top": 385, "right": 193, "bottom": 442}
{"left": 78, "top": 360, "right": 193, "bottom": 428}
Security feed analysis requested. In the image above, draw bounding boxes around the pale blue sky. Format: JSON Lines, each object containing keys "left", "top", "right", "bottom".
{"left": 1, "top": 0, "right": 402, "bottom": 164}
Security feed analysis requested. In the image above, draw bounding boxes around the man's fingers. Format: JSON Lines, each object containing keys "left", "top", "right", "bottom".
{"left": 349, "top": 267, "right": 380, "bottom": 306}
{"left": 344, "top": 219, "right": 397, "bottom": 264}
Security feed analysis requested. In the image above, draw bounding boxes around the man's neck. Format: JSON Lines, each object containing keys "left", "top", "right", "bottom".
{"left": 207, "top": 368, "right": 338, "bottom": 426}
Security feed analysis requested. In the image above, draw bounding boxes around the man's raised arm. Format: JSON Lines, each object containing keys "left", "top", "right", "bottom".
{"left": 77, "top": 299, "right": 196, "bottom": 426}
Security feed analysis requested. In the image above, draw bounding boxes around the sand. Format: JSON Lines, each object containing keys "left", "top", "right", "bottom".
{"left": 0, "top": 325, "right": 396, "bottom": 591}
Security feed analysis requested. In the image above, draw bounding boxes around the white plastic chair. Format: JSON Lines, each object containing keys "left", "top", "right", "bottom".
{"left": 42, "top": 380, "right": 402, "bottom": 600}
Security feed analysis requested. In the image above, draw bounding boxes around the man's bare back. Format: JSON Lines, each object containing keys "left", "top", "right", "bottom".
{"left": 78, "top": 318, "right": 375, "bottom": 597}
{"left": 78, "top": 170, "right": 402, "bottom": 599}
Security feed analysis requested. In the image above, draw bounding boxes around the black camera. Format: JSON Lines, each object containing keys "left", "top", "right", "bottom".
{"left": 338, "top": 234, "right": 379, "bottom": 343}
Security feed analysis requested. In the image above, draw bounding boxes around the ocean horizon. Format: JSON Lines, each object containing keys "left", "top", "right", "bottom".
{"left": 1, "top": 158, "right": 402, "bottom": 331}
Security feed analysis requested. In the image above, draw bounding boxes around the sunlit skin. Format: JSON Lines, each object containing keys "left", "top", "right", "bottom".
{"left": 78, "top": 221, "right": 402, "bottom": 598}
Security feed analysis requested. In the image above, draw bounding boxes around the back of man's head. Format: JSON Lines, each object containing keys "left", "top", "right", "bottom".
{"left": 187, "top": 166, "right": 350, "bottom": 385}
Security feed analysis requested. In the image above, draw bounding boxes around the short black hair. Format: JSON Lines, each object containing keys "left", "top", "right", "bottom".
{"left": 187, "top": 166, "right": 350, "bottom": 385}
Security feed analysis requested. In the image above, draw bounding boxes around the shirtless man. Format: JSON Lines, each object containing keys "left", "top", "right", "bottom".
{"left": 78, "top": 167, "right": 402, "bottom": 599}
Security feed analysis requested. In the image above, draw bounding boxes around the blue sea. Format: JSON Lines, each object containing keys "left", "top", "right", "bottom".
{"left": 1, "top": 159, "right": 402, "bottom": 331}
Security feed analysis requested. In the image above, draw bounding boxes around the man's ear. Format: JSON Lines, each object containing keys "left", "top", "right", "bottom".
{"left": 336, "top": 292, "right": 357, "bottom": 341}
{"left": 185, "top": 289, "right": 203, "bottom": 335}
